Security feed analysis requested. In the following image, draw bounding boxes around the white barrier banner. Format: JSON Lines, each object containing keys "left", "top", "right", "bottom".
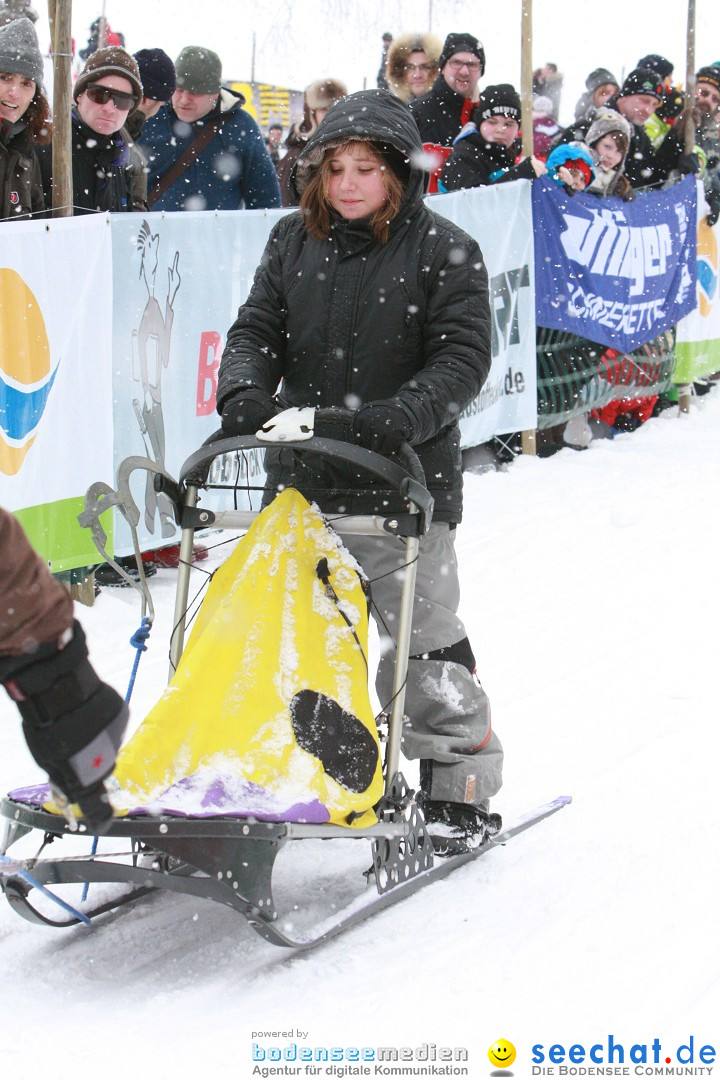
{"left": 4, "top": 186, "right": 537, "bottom": 565}
{"left": 0, "top": 215, "right": 113, "bottom": 570}
{"left": 110, "top": 208, "right": 289, "bottom": 553}
{"left": 427, "top": 181, "right": 537, "bottom": 444}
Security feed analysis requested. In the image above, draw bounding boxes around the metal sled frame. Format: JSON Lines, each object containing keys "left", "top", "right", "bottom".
{"left": 0, "top": 431, "right": 445, "bottom": 947}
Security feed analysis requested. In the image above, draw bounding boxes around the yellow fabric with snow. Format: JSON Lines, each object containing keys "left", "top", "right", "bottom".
{"left": 109, "top": 488, "right": 382, "bottom": 826}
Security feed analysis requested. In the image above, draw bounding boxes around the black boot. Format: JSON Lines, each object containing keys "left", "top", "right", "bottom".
{"left": 418, "top": 795, "right": 502, "bottom": 856}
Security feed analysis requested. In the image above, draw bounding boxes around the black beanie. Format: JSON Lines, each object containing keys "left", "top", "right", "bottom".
{"left": 133, "top": 48, "right": 176, "bottom": 102}
{"left": 438, "top": 33, "right": 485, "bottom": 75}
{"left": 637, "top": 54, "right": 674, "bottom": 80}
{"left": 474, "top": 83, "right": 521, "bottom": 123}
{"left": 696, "top": 65, "right": 720, "bottom": 93}
{"left": 619, "top": 67, "right": 664, "bottom": 100}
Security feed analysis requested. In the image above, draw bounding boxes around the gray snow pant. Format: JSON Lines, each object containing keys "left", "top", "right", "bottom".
{"left": 343, "top": 523, "right": 503, "bottom": 808}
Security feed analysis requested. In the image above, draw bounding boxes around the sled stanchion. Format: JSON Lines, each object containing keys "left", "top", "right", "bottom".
{"left": 385, "top": 532, "right": 420, "bottom": 790}
{"left": 169, "top": 484, "right": 199, "bottom": 677}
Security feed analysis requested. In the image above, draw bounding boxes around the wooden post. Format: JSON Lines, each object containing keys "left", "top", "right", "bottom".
{"left": 98, "top": 1, "right": 107, "bottom": 49}
{"left": 49, "top": 2, "right": 95, "bottom": 604}
{"left": 678, "top": 0, "right": 696, "bottom": 414}
{"left": 48, "top": 0, "right": 73, "bottom": 219}
{"left": 520, "top": 0, "right": 537, "bottom": 454}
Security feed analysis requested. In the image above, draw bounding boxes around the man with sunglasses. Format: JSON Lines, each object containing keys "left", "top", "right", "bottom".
{"left": 38, "top": 46, "right": 147, "bottom": 214}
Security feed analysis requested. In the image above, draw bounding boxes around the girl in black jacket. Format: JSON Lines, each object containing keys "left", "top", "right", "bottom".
{"left": 217, "top": 89, "right": 504, "bottom": 853}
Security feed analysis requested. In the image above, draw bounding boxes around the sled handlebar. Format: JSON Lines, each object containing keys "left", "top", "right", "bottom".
{"left": 178, "top": 410, "right": 434, "bottom": 526}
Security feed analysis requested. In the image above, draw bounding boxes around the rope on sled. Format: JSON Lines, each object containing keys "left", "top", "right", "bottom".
{"left": 81, "top": 617, "right": 153, "bottom": 904}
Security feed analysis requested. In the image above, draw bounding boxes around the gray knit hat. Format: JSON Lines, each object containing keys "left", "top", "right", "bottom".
{"left": 0, "top": 16, "right": 43, "bottom": 85}
{"left": 175, "top": 45, "right": 222, "bottom": 94}
{"left": 74, "top": 46, "right": 143, "bottom": 103}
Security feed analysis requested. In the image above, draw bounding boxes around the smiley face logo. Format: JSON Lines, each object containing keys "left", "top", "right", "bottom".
{"left": 488, "top": 1039, "right": 516, "bottom": 1070}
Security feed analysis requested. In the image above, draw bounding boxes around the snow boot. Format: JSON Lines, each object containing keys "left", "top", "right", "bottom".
{"left": 95, "top": 556, "right": 157, "bottom": 588}
{"left": 418, "top": 796, "right": 502, "bottom": 856}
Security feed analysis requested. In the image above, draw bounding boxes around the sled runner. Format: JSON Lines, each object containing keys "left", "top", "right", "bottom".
{"left": 1, "top": 420, "right": 570, "bottom": 947}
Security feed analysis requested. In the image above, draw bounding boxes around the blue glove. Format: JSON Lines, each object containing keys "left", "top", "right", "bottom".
{"left": 221, "top": 389, "right": 277, "bottom": 436}
{"left": 352, "top": 403, "right": 412, "bottom": 456}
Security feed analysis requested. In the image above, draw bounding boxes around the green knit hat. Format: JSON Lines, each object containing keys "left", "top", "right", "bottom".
{"left": 175, "top": 45, "right": 222, "bottom": 94}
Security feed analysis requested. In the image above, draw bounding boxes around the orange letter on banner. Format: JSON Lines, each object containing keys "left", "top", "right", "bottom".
{"left": 196, "top": 331, "right": 221, "bottom": 415}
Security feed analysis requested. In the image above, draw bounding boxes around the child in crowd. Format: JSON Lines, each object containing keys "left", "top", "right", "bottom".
{"left": 441, "top": 83, "right": 546, "bottom": 191}
{"left": 545, "top": 142, "right": 596, "bottom": 192}
{"left": 532, "top": 95, "right": 560, "bottom": 158}
{"left": 584, "top": 107, "right": 634, "bottom": 200}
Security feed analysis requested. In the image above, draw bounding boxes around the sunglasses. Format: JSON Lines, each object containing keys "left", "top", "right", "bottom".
{"left": 84, "top": 84, "right": 137, "bottom": 110}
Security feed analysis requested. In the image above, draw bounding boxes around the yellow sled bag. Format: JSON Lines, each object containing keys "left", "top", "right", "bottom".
{"left": 111, "top": 488, "right": 383, "bottom": 827}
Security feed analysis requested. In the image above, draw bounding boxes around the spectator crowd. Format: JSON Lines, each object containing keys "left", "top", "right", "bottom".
{"left": 2, "top": 8, "right": 719, "bottom": 506}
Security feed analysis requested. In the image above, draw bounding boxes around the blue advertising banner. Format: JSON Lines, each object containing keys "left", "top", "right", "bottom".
{"left": 533, "top": 175, "right": 697, "bottom": 353}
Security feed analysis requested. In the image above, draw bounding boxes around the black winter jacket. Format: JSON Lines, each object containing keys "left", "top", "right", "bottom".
{"left": 217, "top": 90, "right": 491, "bottom": 523}
{"left": 38, "top": 113, "right": 147, "bottom": 214}
{"left": 409, "top": 75, "right": 476, "bottom": 147}
{"left": 442, "top": 129, "right": 537, "bottom": 190}
{"left": 0, "top": 120, "right": 45, "bottom": 219}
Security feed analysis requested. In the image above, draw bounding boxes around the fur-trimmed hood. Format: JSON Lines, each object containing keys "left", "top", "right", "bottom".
{"left": 585, "top": 105, "right": 633, "bottom": 150}
{"left": 385, "top": 31, "right": 442, "bottom": 103}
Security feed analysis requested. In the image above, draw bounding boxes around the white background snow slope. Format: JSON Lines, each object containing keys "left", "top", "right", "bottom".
{"left": 1, "top": 391, "right": 719, "bottom": 1078}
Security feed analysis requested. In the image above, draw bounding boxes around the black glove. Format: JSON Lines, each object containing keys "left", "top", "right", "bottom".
{"left": 677, "top": 152, "right": 701, "bottom": 176}
{"left": 1, "top": 621, "right": 128, "bottom": 832}
{"left": 221, "top": 388, "right": 277, "bottom": 436}
{"left": 352, "top": 402, "right": 412, "bottom": 456}
{"left": 706, "top": 203, "right": 720, "bottom": 228}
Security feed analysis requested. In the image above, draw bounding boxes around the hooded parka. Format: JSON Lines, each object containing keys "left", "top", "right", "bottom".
{"left": 217, "top": 89, "right": 491, "bottom": 523}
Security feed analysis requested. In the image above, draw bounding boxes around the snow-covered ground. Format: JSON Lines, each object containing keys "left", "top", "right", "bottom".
{"left": 2, "top": 393, "right": 719, "bottom": 1078}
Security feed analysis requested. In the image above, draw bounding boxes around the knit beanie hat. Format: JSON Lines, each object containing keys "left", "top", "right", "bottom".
{"left": 133, "top": 48, "right": 176, "bottom": 102}
{"left": 475, "top": 83, "right": 521, "bottom": 123}
{"left": 438, "top": 33, "right": 485, "bottom": 75}
{"left": 74, "top": 46, "right": 143, "bottom": 102}
{"left": 305, "top": 77, "right": 348, "bottom": 111}
{"left": 175, "top": 45, "right": 222, "bottom": 95}
{"left": 637, "top": 54, "right": 674, "bottom": 80}
{"left": 585, "top": 67, "right": 619, "bottom": 93}
{"left": 0, "top": 15, "right": 43, "bottom": 85}
{"left": 696, "top": 65, "right": 720, "bottom": 93}
{"left": 546, "top": 142, "right": 596, "bottom": 187}
{"left": 619, "top": 67, "right": 664, "bottom": 100}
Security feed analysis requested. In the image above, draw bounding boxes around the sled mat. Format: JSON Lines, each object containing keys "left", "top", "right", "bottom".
{"left": 13, "top": 489, "right": 383, "bottom": 828}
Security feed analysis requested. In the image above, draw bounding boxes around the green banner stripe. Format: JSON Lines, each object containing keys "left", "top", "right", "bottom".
{"left": 673, "top": 340, "right": 720, "bottom": 383}
{"left": 14, "top": 498, "right": 113, "bottom": 574}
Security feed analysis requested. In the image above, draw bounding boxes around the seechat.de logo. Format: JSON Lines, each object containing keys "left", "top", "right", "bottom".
{"left": 0, "top": 268, "right": 58, "bottom": 476}
{"left": 697, "top": 215, "right": 718, "bottom": 318}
